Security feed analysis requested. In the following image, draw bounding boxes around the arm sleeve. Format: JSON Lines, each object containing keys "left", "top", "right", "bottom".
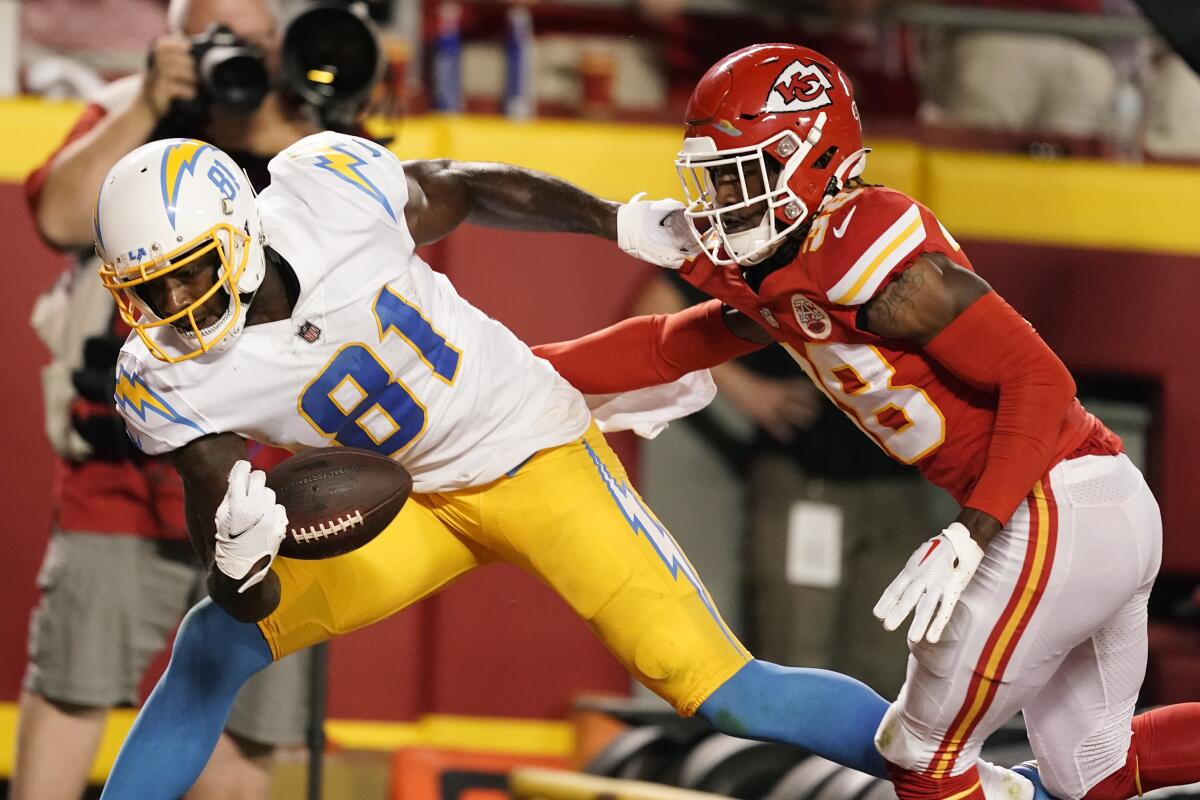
{"left": 533, "top": 300, "right": 766, "bottom": 395}
{"left": 24, "top": 102, "right": 109, "bottom": 216}
{"left": 923, "top": 291, "right": 1076, "bottom": 523}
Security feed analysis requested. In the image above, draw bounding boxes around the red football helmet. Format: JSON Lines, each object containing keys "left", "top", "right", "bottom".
{"left": 676, "top": 43, "right": 868, "bottom": 265}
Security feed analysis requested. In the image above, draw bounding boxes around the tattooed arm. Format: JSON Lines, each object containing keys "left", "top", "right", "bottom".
{"left": 859, "top": 253, "right": 990, "bottom": 346}
{"left": 861, "top": 253, "right": 1002, "bottom": 546}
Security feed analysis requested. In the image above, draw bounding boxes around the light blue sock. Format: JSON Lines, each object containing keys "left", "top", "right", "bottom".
{"left": 698, "top": 659, "right": 889, "bottom": 777}
{"left": 99, "top": 599, "right": 274, "bottom": 799}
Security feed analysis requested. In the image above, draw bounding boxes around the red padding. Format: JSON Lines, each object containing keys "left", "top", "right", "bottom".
{"left": 924, "top": 291, "right": 1076, "bottom": 524}
{"left": 1083, "top": 704, "right": 1200, "bottom": 800}
{"left": 533, "top": 300, "right": 764, "bottom": 395}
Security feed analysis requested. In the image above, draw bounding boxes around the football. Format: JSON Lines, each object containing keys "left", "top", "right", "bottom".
{"left": 266, "top": 447, "right": 412, "bottom": 560}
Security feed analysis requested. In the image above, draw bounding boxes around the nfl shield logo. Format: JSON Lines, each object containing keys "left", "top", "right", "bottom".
{"left": 298, "top": 321, "right": 322, "bottom": 343}
{"left": 791, "top": 294, "right": 831, "bottom": 340}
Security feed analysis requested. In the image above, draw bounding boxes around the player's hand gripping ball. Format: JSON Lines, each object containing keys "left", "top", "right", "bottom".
{"left": 266, "top": 447, "right": 412, "bottom": 559}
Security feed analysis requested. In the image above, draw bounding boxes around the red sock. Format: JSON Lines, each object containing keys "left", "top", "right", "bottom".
{"left": 887, "top": 762, "right": 986, "bottom": 800}
{"left": 1084, "top": 704, "right": 1200, "bottom": 800}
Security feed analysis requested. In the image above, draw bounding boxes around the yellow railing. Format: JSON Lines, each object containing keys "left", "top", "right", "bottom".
{"left": 0, "top": 700, "right": 572, "bottom": 783}
{"left": 511, "top": 767, "right": 733, "bottom": 800}
{"left": 5, "top": 99, "right": 1200, "bottom": 256}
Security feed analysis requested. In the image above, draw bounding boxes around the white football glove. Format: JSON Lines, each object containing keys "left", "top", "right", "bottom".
{"left": 873, "top": 522, "right": 984, "bottom": 645}
{"left": 214, "top": 460, "right": 287, "bottom": 594}
{"left": 617, "top": 192, "right": 701, "bottom": 269}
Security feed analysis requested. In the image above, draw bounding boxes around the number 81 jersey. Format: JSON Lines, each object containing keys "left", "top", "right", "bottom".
{"left": 114, "top": 132, "right": 591, "bottom": 492}
{"left": 679, "top": 185, "right": 1109, "bottom": 505}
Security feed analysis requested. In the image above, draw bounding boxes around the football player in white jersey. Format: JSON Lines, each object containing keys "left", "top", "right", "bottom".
{"left": 94, "top": 135, "right": 1030, "bottom": 800}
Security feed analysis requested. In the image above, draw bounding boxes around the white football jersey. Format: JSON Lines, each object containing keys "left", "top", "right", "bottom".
{"left": 114, "top": 131, "right": 591, "bottom": 491}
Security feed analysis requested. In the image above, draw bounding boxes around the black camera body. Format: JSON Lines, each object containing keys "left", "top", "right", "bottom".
{"left": 189, "top": 24, "right": 270, "bottom": 113}
{"left": 180, "top": 3, "right": 382, "bottom": 129}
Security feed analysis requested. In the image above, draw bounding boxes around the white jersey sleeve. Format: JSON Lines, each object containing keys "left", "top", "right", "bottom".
{"left": 113, "top": 347, "right": 213, "bottom": 455}
{"left": 265, "top": 131, "right": 413, "bottom": 247}
{"left": 117, "top": 132, "right": 593, "bottom": 491}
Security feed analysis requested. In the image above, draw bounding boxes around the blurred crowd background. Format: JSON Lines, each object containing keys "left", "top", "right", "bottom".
{"left": 13, "top": 0, "right": 1200, "bottom": 157}
{"left": 3, "top": 0, "right": 1200, "bottom": 798}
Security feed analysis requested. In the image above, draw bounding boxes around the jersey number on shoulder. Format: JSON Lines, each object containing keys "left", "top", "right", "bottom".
{"left": 298, "top": 287, "right": 461, "bottom": 455}
{"left": 803, "top": 188, "right": 862, "bottom": 254}
{"left": 786, "top": 341, "right": 944, "bottom": 463}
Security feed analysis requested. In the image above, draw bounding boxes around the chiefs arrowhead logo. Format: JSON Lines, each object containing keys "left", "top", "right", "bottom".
{"left": 791, "top": 294, "right": 831, "bottom": 340}
{"left": 766, "top": 61, "right": 834, "bottom": 113}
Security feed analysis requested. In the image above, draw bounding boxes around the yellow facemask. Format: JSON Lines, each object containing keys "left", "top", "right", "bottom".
{"left": 98, "top": 222, "right": 251, "bottom": 364}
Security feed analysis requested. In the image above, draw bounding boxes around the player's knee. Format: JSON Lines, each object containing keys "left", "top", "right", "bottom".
{"left": 696, "top": 659, "right": 768, "bottom": 735}
{"left": 1074, "top": 752, "right": 1138, "bottom": 800}
{"left": 172, "top": 599, "right": 272, "bottom": 687}
{"left": 172, "top": 600, "right": 238, "bottom": 673}
{"left": 874, "top": 703, "right": 935, "bottom": 771}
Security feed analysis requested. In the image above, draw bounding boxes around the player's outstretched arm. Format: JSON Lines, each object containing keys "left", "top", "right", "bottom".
{"left": 534, "top": 301, "right": 769, "bottom": 394}
{"left": 172, "top": 432, "right": 283, "bottom": 623}
{"left": 401, "top": 158, "right": 619, "bottom": 247}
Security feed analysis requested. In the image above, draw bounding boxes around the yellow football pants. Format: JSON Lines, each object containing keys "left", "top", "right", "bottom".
{"left": 258, "top": 421, "right": 750, "bottom": 715}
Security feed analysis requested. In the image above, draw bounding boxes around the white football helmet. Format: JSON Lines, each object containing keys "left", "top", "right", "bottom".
{"left": 95, "top": 138, "right": 267, "bottom": 363}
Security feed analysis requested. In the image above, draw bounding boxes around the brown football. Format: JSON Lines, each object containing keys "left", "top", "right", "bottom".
{"left": 266, "top": 447, "right": 412, "bottom": 560}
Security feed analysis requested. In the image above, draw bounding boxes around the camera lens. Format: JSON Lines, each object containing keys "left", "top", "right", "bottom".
{"left": 199, "top": 46, "right": 269, "bottom": 112}
{"left": 283, "top": 3, "right": 381, "bottom": 109}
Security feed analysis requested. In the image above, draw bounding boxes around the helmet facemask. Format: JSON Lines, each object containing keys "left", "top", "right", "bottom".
{"left": 677, "top": 114, "right": 831, "bottom": 267}
{"left": 93, "top": 138, "right": 269, "bottom": 364}
{"left": 100, "top": 220, "right": 259, "bottom": 363}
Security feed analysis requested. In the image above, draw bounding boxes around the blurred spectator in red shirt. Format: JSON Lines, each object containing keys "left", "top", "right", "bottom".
{"left": 14, "top": 1, "right": 317, "bottom": 798}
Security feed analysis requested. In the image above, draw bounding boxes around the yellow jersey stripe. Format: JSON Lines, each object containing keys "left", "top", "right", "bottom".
{"left": 828, "top": 204, "right": 925, "bottom": 306}
{"left": 943, "top": 780, "right": 983, "bottom": 800}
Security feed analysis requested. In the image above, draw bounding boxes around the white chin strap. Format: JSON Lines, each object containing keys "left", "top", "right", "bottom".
{"left": 172, "top": 292, "right": 248, "bottom": 353}
{"left": 723, "top": 211, "right": 783, "bottom": 266}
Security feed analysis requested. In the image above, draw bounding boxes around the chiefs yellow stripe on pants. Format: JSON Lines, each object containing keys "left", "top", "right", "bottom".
{"left": 925, "top": 481, "right": 1056, "bottom": 778}
{"left": 258, "top": 421, "right": 750, "bottom": 715}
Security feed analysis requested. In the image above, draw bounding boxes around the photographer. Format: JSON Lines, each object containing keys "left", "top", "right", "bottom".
{"left": 16, "top": 0, "right": 329, "bottom": 797}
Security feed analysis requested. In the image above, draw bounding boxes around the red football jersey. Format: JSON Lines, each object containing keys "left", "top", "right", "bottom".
{"left": 679, "top": 185, "right": 1119, "bottom": 505}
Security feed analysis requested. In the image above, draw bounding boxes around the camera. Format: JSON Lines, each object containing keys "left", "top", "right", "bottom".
{"left": 179, "top": 2, "right": 382, "bottom": 128}
{"left": 189, "top": 24, "right": 270, "bottom": 113}
{"left": 281, "top": 1, "right": 383, "bottom": 129}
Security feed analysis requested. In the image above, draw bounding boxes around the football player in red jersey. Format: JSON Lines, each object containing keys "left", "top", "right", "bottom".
{"left": 538, "top": 43, "right": 1200, "bottom": 800}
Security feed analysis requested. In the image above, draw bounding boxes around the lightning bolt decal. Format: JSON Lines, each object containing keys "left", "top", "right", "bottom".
{"left": 114, "top": 367, "right": 206, "bottom": 434}
{"left": 582, "top": 439, "right": 742, "bottom": 651}
{"left": 160, "top": 139, "right": 213, "bottom": 230}
{"left": 312, "top": 144, "right": 396, "bottom": 222}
